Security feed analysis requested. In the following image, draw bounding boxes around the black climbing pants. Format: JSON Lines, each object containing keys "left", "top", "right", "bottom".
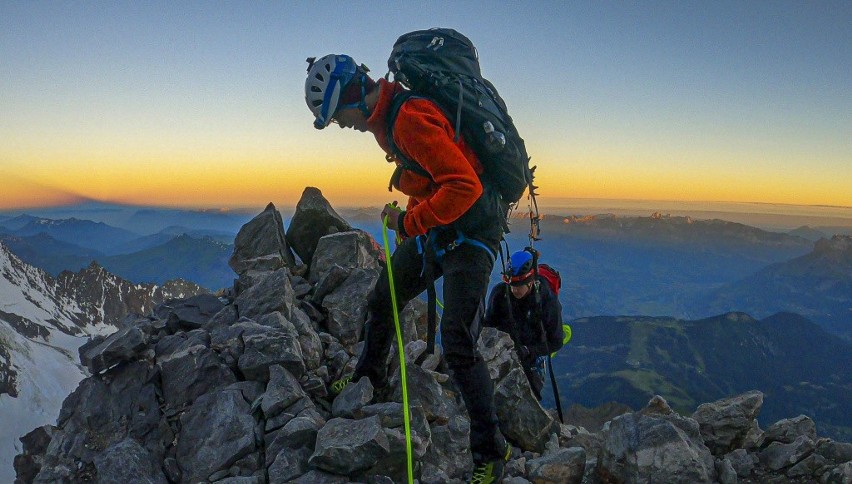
{"left": 353, "top": 234, "right": 504, "bottom": 459}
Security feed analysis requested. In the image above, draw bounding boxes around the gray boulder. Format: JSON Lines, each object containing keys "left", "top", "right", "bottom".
{"left": 526, "top": 447, "right": 585, "bottom": 484}
{"left": 309, "top": 230, "right": 381, "bottom": 284}
{"left": 268, "top": 447, "right": 313, "bottom": 484}
{"left": 93, "top": 438, "right": 167, "bottom": 483}
{"left": 153, "top": 293, "right": 224, "bottom": 332}
{"left": 13, "top": 425, "right": 56, "bottom": 483}
{"left": 156, "top": 330, "right": 237, "bottom": 408}
{"left": 234, "top": 268, "right": 298, "bottom": 321}
{"left": 758, "top": 434, "right": 816, "bottom": 471}
{"left": 35, "top": 361, "right": 162, "bottom": 480}
{"left": 479, "top": 327, "right": 557, "bottom": 452}
{"left": 724, "top": 448, "right": 757, "bottom": 477}
{"left": 322, "top": 268, "right": 379, "bottom": 348}
{"left": 332, "top": 376, "right": 374, "bottom": 418}
{"left": 692, "top": 390, "right": 764, "bottom": 455}
{"left": 764, "top": 415, "right": 817, "bottom": 445}
{"left": 598, "top": 397, "right": 716, "bottom": 483}
{"left": 286, "top": 187, "right": 353, "bottom": 266}
{"left": 391, "top": 363, "right": 458, "bottom": 424}
{"left": 261, "top": 365, "right": 306, "bottom": 418}
{"left": 309, "top": 416, "right": 390, "bottom": 475}
{"left": 238, "top": 323, "right": 305, "bottom": 381}
{"left": 255, "top": 308, "right": 316, "bottom": 360}
{"left": 421, "top": 414, "right": 473, "bottom": 482}
{"left": 229, "top": 202, "right": 295, "bottom": 275}
{"left": 78, "top": 323, "right": 150, "bottom": 374}
{"left": 176, "top": 388, "right": 257, "bottom": 482}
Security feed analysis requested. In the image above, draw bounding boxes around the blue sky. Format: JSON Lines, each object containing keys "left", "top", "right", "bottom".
{"left": 1, "top": 1, "right": 850, "bottom": 209}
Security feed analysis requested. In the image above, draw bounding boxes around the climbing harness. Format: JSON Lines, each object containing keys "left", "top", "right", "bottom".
{"left": 416, "top": 227, "right": 496, "bottom": 354}
{"left": 382, "top": 214, "right": 415, "bottom": 483}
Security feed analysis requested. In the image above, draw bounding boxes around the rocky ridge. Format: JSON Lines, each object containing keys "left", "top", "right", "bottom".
{"left": 14, "top": 189, "right": 852, "bottom": 483}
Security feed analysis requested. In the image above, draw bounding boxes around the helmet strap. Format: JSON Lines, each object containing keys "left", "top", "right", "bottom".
{"left": 357, "top": 72, "right": 373, "bottom": 118}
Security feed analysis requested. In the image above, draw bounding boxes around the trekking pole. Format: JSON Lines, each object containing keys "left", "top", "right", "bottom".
{"left": 382, "top": 214, "right": 415, "bottom": 483}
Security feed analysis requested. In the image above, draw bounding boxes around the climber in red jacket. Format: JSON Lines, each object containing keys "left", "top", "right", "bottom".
{"left": 306, "top": 54, "right": 509, "bottom": 483}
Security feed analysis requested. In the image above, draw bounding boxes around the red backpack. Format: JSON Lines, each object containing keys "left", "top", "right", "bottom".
{"left": 537, "top": 264, "right": 561, "bottom": 296}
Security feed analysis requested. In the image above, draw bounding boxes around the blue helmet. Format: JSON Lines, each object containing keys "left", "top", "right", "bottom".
{"left": 506, "top": 250, "right": 535, "bottom": 286}
{"left": 305, "top": 54, "right": 361, "bottom": 129}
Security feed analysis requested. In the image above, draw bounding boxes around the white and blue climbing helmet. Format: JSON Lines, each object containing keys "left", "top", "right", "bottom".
{"left": 305, "top": 54, "right": 371, "bottom": 129}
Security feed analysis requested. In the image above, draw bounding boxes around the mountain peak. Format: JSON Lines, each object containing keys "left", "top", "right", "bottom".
{"left": 814, "top": 235, "right": 852, "bottom": 254}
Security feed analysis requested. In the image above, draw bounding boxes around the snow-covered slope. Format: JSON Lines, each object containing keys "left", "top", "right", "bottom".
{"left": 0, "top": 242, "right": 206, "bottom": 482}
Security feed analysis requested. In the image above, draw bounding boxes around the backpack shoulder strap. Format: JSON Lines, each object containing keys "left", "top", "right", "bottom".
{"left": 386, "top": 91, "right": 432, "bottom": 183}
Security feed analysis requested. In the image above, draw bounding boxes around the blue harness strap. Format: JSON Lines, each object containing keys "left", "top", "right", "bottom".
{"left": 416, "top": 227, "right": 496, "bottom": 354}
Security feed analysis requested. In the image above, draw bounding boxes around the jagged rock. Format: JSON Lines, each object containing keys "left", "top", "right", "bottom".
{"left": 598, "top": 398, "right": 716, "bottom": 483}
{"left": 391, "top": 363, "right": 458, "bottom": 424}
{"left": 332, "top": 376, "right": 374, "bottom": 418}
{"left": 764, "top": 415, "right": 817, "bottom": 444}
{"left": 362, "top": 424, "right": 430, "bottom": 483}
{"left": 156, "top": 329, "right": 237, "bottom": 408}
{"left": 322, "top": 267, "right": 379, "bottom": 348}
{"left": 268, "top": 447, "right": 313, "bottom": 483}
{"left": 479, "top": 327, "right": 557, "bottom": 453}
{"left": 559, "top": 424, "right": 602, "bottom": 462}
{"left": 287, "top": 470, "right": 349, "bottom": 483}
{"left": 309, "top": 416, "right": 390, "bottom": 475}
{"left": 716, "top": 457, "right": 738, "bottom": 484}
{"left": 34, "top": 361, "right": 162, "bottom": 480}
{"left": 154, "top": 293, "right": 225, "bottom": 332}
{"left": 264, "top": 396, "right": 315, "bottom": 432}
{"left": 78, "top": 323, "right": 150, "bottom": 374}
{"left": 815, "top": 439, "right": 852, "bottom": 465}
{"left": 229, "top": 202, "right": 295, "bottom": 275}
{"left": 758, "top": 434, "right": 816, "bottom": 471}
{"left": 526, "top": 447, "right": 585, "bottom": 483}
{"left": 288, "top": 308, "right": 324, "bottom": 370}
{"left": 422, "top": 414, "right": 473, "bottom": 482}
{"left": 309, "top": 230, "right": 381, "bottom": 284}
{"left": 724, "top": 448, "right": 757, "bottom": 477}
{"left": 286, "top": 187, "right": 353, "bottom": 266}
{"left": 257, "top": 309, "right": 322, "bottom": 370}
{"left": 787, "top": 452, "right": 828, "bottom": 478}
{"left": 265, "top": 405, "right": 324, "bottom": 463}
{"left": 93, "top": 437, "right": 167, "bottom": 483}
{"left": 12, "top": 425, "right": 56, "bottom": 483}
{"left": 401, "top": 297, "right": 428, "bottom": 344}
{"left": 280, "top": 407, "right": 326, "bottom": 449}
{"left": 238, "top": 323, "right": 305, "bottom": 381}
{"left": 821, "top": 461, "right": 852, "bottom": 483}
{"left": 207, "top": 303, "right": 239, "bottom": 330}
{"left": 692, "top": 390, "right": 764, "bottom": 455}
{"left": 261, "top": 365, "right": 306, "bottom": 418}
{"left": 234, "top": 268, "right": 297, "bottom": 321}
{"left": 176, "top": 388, "right": 257, "bottom": 482}
{"left": 312, "top": 263, "right": 350, "bottom": 304}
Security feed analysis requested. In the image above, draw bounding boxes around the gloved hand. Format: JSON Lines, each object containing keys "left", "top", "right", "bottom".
{"left": 381, "top": 202, "right": 406, "bottom": 235}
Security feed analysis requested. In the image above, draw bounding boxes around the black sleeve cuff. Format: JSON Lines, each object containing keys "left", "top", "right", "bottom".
{"left": 397, "top": 211, "right": 408, "bottom": 238}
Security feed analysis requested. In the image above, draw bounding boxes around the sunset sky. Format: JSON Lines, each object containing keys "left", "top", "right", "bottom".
{"left": 2, "top": 1, "right": 850, "bottom": 211}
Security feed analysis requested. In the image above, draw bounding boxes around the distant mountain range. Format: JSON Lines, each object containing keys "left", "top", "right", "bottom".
{"left": 500, "top": 213, "right": 815, "bottom": 320}
{"left": 0, "top": 216, "right": 235, "bottom": 291}
{"left": 100, "top": 234, "right": 234, "bottom": 291}
{"left": 694, "top": 235, "right": 852, "bottom": 340}
{"left": 553, "top": 312, "right": 852, "bottom": 441}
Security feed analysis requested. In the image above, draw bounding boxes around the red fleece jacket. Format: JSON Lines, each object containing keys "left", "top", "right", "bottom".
{"left": 366, "top": 79, "right": 484, "bottom": 237}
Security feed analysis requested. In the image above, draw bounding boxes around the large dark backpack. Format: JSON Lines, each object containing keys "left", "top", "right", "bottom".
{"left": 386, "top": 28, "right": 532, "bottom": 205}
